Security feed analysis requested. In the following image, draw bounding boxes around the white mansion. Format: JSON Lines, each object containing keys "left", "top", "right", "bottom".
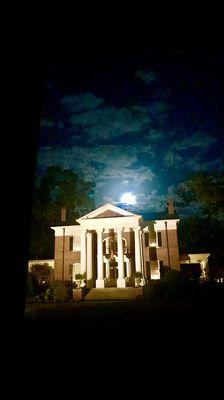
{"left": 48, "top": 202, "right": 209, "bottom": 288}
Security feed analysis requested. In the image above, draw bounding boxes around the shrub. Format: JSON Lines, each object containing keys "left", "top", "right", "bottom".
{"left": 143, "top": 270, "right": 190, "bottom": 301}
{"left": 134, "top": 272, "right": 143, "bottom": 278}
{"left": 53, "top": 285, "right": 69, "bottom": 302}
{"left": 75, "top": 273, "right": 86, "bottom": 280}
{"left": 45, "top": 281, "right": 72, "bottom": 302}
{"left": 27, "top": 272, "right": 39, "bottom": 297}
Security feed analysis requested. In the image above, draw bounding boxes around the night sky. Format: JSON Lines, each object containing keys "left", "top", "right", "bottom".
{"left": 36, "top": 48, "right": 224, "bottom": 217}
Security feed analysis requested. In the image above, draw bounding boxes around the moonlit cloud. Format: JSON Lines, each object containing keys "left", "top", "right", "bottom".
{"left": 171, "top": 131, "right": 217, "bottom": 151}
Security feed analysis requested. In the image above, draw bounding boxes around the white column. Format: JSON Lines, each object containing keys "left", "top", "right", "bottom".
{"left": 134, "top": 227, "right": 142, "bottom": 273}
{"left": 106, "top": 260, "right": 110, "bottom": 278}
{"left": 86, "top": 231, "right": 93, "bottom": 287}
{"left": 80, "top": 229, "right": 87, "bottom": 275}
{"left": 117, "top": 227, "right": 126, "bottom": 287}
{"left": 126, "top": 259, "right": 132, "bottom": 278}
{"left": 106, "top": 237, "right": 110, "bottom": 253}
{"left": 200, "top": 261, "right": 206, "bottom": 280}
{"left": 96, "top": 229, "right": 105, "bottom": 288}
{"left": 105, "top": 237, "right": 110, "bottom": 278}
{"left": 140, "top": 231, "right": 146, "bottom": 285}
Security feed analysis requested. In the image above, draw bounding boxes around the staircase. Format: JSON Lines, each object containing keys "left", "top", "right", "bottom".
{"left": 83, "top": 287, "right": 143, "bottom": 301}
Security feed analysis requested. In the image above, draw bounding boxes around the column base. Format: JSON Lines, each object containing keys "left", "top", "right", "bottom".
{"left": 96, "top": 279, "right": 105, "bottom": 288}
{"left": 117, "top": 278, "right": 126, "bottom": 288}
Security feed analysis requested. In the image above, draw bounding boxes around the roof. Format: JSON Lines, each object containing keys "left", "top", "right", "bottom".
{"left": 140, "top": 211, "right": 180, "bottom": 222}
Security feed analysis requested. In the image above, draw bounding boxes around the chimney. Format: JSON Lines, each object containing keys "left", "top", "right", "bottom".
{"left": 167, "top": 199, "right": 174, "bottom": 215}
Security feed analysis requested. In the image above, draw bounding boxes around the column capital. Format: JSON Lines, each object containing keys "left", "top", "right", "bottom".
{"left": 134, "top": 226, "right": 141, "bottom": 231}
{"left": 96, "top": 228, "right": 104, "bottom": 234}
{"left": 115, "top": 226, "right": 124, "bottom": 232}
{"left": 86, "top": 231, "right": 93, "bottom": 237}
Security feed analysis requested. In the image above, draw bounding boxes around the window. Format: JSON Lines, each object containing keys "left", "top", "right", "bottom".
{"left": 146, "top": 261, "right": 150, "bottom": 278}
{"left": 73, "top": 263, "right": 81, "bottom": 280}
{"left": 69, "top": 236, "right": 73, "bottom": 251}
{"left": 144, "top": 232, "right": 149, "bottom": 247}
{"left": 157, "top": 232, "right": 162, "bottom": 247}
{"left": 124, "top": 262, "right": 127, "bottom": 277}
{"left": 73, "top": 235, "right": 81, "bottom": 250}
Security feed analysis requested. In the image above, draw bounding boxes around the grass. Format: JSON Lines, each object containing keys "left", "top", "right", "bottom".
{"left": 24, "top": 295, "right": 224, "bottom": 348}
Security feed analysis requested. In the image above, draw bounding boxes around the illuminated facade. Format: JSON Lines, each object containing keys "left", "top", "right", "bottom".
{"left": 51, "top": 202, "right": 197, "bottom": 288}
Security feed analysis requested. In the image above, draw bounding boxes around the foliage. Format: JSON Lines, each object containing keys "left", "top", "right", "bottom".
{"left": 134, "top": 272, "right": 143, "bottom": 278}
{"left": 53, "top": 285, "right": 70, "bottom": 302}
{"left": 44, "top": 281, "right": 73, "bottom": 302}
{"left": 187, "top": 171, "right": 224, "bottom": 218}
{"left": 176, "top": 171, "right": 224, "bottom": 279}
{"left": 30, "top": 263, "right": 53, "bottom": 281}
{"left": 27, "top": 272, "right": 39, "bottom": 297}
{"left": 178, "top": 216, "right": 211, "bottom": 254}
{"left": 75, "top": 273, "right": 85, "bottom": 280}
{"left": 208, "top": 246, "right": 224, "bottom": 281}
{"left": 144, "top": 270, "right": 190, "bottom": 301}
{"left": 30, "top": 166, "right": 95, "bottom": 259}
{"left": 175, "top": 171, "right": 224, "bottom": 225}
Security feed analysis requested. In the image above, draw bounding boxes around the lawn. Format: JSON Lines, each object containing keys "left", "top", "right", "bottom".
{"left": 24, "top": 297, "right": 224, "bottom": 348}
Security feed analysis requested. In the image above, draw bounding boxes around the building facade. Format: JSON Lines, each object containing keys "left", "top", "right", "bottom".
{"left": 51, "top": 202, "right": 196, "bottom": 288}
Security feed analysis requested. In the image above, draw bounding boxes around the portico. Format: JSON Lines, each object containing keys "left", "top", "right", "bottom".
{"left": 75, "top": 204, "right": 143, "bottom": 288}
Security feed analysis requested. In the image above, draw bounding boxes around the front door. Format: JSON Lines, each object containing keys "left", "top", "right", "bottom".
{"left": 107, "top": 261, "right": 118, "bottom": 287}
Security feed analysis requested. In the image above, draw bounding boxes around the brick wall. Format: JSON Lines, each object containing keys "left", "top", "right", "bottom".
{"left": 54, "top": 236, "right": 80, "bottom": 281}
{"left": 156, "top": 229, "right": 180, "bottom": 270}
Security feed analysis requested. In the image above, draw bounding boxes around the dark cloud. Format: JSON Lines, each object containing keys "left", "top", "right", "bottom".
{"left": 40, "top": 118, "right": 55, "bottom": 128}
{"left": 135, "top": 70, "right": 158, "bottom": 85}
{"left": 70, "top": 106, "right": 151, "bottom": 141}
{"left": 61, "top": 92, "right": 103, "bottom": 113}
{"left": 164, "top": 151, "right": 183, "bottom": 167}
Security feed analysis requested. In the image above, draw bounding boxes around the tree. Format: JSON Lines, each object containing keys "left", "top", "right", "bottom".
{"left": 178, "top": 215, "right": 211, "bottom": 254}
{"left": 176, "top": 171, "right": 224, "bottom": 221}
{"left": 190, "top": 172, "right": 223, "bottom": 217}
{"left": 176, "top": 171, "right": 224, "bottom": 279}
{"left": 29, "top": 166, "right": 95, "bottom": 259}
{"left": 30, "top": 263, "right": 53, "bottom": 284}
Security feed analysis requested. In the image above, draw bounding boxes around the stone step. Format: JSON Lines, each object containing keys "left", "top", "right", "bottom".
{"left": 83, "top": 287, "right": 143, "bottom": 301}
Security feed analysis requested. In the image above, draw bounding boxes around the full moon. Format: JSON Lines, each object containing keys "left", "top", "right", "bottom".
{"left": 120, "top": 192, "right": 136, "bottom": 205}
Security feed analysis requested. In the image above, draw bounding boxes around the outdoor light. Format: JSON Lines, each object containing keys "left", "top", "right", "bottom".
{"left": 120, "top": 192, "right": 136, "bottom": 205}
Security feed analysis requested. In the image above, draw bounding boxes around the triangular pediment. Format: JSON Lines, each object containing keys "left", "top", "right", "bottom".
{"left": 76, "top": 203, "right": 139, "bottom": 221}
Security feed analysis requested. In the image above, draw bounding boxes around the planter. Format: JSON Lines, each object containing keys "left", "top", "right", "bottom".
{"left": 72, "top": 288, "right": 83, "bottom": 302}
{"left": 135, "top": 278, "right": 141, "bottom": 287}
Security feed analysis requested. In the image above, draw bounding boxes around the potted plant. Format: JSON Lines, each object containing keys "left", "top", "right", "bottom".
{"left": 73, "top": 273, "right": 86, "bottom": 301}
{"left": 134, "top": 272, "right": 143, "bottom": 287}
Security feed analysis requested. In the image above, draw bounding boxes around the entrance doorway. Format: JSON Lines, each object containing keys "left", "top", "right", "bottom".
{"left": 107, "top": 261, "right": 118, "bottom": 287}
